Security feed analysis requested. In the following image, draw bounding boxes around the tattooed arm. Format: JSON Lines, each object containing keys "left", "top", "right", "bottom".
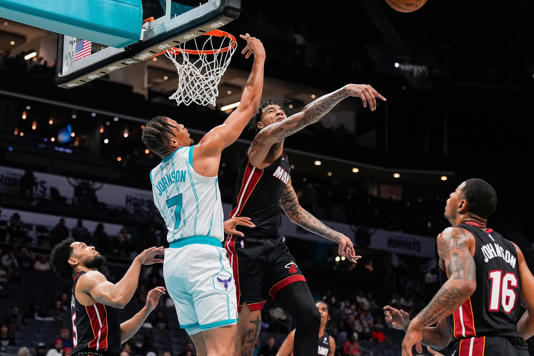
{"left": 248, "top": 84, "right": 386, "bottom": 169}
{"left": 280, "top": 179, "right": 360, "bottom": 262}
{"left": 401, "top": 227, "right": 476, "bottom": 356}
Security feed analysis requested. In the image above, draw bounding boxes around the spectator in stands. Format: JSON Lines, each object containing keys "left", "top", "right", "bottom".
{"left": 18, "top": 248, "right": 35, "bottom": 269}
{"left": 178, "top": 342, "right": 195, "bottom": 356}
{"left": 50, "top": 218, "right": 69, "bottom": 245}
{"left": 1, "top": 248, "right": 19, "bottom": 270}
{"left": 93, "top": 223, "right": 110, "bottom": 252}
{"left": 258, "top": 336, "right": 278, "bottom": 356}
{"left": 34, "top": 254, "right": 51, "bottom": 272}
{"left": 343, "top": 332, "right": 362, "bottom": 356}
{"left": 20, "top": 169, "right": 37, "bottom": 204}
{"left": 36, "top": 342, "right": 47, "bottom": 356}
{"left": 0, "top": 323, "right": 15, "bottom": 349}
{"left": 18, "top": 346, "right": 31, "bottom": 356}
{"left": 370, "top": 324, "right": 386, "bottom": 343}
{"left": 50, "top": 300, "right": 69, "bottom": 326}
{"left": 62, "top": 347, "right": 72, "bottom": 356}
{"left": 8, "top": 213, "right": 27, "bottom": 244}
{"left": 58, "top": 328, "right": 73, "bottom": 349}
{"left": 4, "top": 306, "right": 23, "bottom": 331}
{"left": 71, "top": 219, "right": 90, "bottom": 242}
{"left": 46, "top": 338, "right": 63, "bottom": 356}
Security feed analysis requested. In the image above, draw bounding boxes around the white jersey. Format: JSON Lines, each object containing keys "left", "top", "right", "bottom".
{"left": 150, "top": 145, "right": 224, "bottom": 243}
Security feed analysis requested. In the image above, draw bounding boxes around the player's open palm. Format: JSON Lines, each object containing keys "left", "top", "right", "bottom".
{"left": 145, "top": 286, "right": 166, "bottom": 312}
{"left": 344, "top": 84, "right": 386, "bottom": 111}
{"left": 337, "top": 234, "right": 361, "bottom": 263}
{"left": 240, "top": 33, "right": 265, "bottom": 59}
{"left": 137, "top": 246, "right": 165, "bottom": 265}
{"left": 383, "top": 305, "right": 410, "bottom": 330}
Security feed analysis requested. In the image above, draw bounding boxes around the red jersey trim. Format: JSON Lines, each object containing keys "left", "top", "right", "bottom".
{"left": 453, "top": 298, "right": 477, "bottom": 338}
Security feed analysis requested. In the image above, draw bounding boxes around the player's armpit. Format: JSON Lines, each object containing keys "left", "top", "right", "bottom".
{"left": 513, "top": 242, "right": 534, "bottom": 339}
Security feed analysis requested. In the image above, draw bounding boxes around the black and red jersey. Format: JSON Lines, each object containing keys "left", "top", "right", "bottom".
{"left": 446, "top": 222, "right": 524, "bottom": 341}
{"left": 71, "top": 271, "right": 121, "bottom": 355}
{"left": 229, "top": 153, "right": 291, "bottom": 238}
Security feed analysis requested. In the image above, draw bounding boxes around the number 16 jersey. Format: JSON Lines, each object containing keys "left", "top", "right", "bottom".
{"left": 150, "top": 145, "right": 224, "bottom": 243}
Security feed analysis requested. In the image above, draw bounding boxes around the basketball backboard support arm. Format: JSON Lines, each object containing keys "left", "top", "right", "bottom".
{"left": 55, "top": 0, "right": 240, "bottom": 89}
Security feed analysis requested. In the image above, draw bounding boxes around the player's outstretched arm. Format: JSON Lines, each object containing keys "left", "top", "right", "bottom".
{"left": 280, "top": 179, "right": 360, "bottom": 263}
{"left": 402, "top": 227, "right": 476, "bottom": 356}
{"left": 384, "top": 305, "right": 451, "bottom": 350}
{"left": 120, "top": 286, "right": 166, "bottom": 344}
{"left": 513, "top": 242, "right": 534, "bottom": 340}
{"left": 79, "top": 247, "right": 164, "bottom": 309}
{"left": 197, "top": 34, "right": 265, "bottom": 154}
{"left": 276, "top": 329, "right": 295, "bottom": 356}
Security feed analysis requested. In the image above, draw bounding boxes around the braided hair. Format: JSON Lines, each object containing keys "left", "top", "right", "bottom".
{"left": 141, "top": 116, "right": 177, "bottom": 158}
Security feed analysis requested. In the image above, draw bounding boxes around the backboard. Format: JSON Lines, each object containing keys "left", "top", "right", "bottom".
{"left": 55, "top": 0, "right": 240, "bottom": 89}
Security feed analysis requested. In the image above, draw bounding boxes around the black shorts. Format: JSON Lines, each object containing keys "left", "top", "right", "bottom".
{"left": 224, "top": 235, "right": 306, "bottom": 312}
{"left": 453, "top": 335, "right": 529, "bottom": 356}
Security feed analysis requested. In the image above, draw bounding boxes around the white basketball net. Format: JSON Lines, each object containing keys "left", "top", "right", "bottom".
{"left": 165, "top": 32, "right": 237, "bottom": 106}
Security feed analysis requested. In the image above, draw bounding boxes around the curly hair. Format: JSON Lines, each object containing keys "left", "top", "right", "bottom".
{"left": 141, "top": 115, "right": 176, "bottom": 158}
{"left": 50, "top": 238, "right": 75, "bottom": 280}
{"left": 248, "top": 99, "right": 295, "bottom": 134}
{"left": 461, "top": 178, "right": 497, "bottom": 219}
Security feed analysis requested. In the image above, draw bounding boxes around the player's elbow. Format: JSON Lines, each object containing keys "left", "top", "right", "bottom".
{"left": 457, "top": 279, "right": 477, "bottom": 296}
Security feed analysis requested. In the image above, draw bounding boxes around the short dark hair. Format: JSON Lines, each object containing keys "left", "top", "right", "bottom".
{"left": 50, "top": 238, "right": 75, "bottom": 280}
{"left": 141, "top": 116, "right": 176, "bottom": 158}
{"left": 249, "top": 100, "right": 273, "bottom": 134}
{"left": 461, "top": 178, "right": 497, "bottom": 219}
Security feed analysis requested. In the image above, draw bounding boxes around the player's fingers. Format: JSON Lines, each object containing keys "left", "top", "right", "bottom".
{"left": 402, "top": 344, "right": 413, "bottom": 356}
{"left": 360, "top": 95, "right": 368, "bottom": 108}
{"left": 416, "top": 343, "right": 423, "bottom": 353}
{"left": 372, "top": 88, "right": 387, "bottom": 101}
{"left": 241, "top": 45, "right": 249, "bottom": 55}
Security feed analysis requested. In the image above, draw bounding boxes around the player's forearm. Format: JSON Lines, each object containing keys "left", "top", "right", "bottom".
{"left": 120, "top": 305, "right": 151, "bottom": 344}
{"left": 235, "top": 54, "right": 265, "bottom": 121}
{"left": 285, "top": 206, "right": 341, "bottom": 243}
{"left": 298, "top": 86, "right": 350, "bottom": 127}
{"left": 110, "top": 257, "right": 142, "bottom": 307}
{"left": 411, "top": 279, "right": 475, "bottom": 329}
{"left": 517, "top": 310, "right": 534, "bottom": 340}
{"left": 421, "top": 326, "right": 451, "bottom": 349}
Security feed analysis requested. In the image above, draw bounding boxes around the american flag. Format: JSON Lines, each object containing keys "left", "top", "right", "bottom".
{"left": 74, "top": 40, "right": 91, "bottom": 61}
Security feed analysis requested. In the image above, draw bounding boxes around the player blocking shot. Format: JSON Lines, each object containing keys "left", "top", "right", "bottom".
{"left": 384, "top": 178, "right": 534, "bottom": 356}
{"left": 225, "top": 83, "right": 386, "bottom": 356}
{"left": 142, "top": 34, "right": 265, "bottom": 356}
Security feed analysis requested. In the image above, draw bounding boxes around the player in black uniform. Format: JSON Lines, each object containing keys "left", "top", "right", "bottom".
{"left": 277, "top": 301, "right": 336, "bottom": 356}
{"left": 50, "top": 239, "right": 166, "bottom": 356}
{"left": 383, "top": 178, "right": 534, "bottom": 356}
{"left": 224, "top": 83, "right": 386, "bottom": 356}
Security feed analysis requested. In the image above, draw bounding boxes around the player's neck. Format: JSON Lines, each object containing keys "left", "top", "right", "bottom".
{"left": 318, "top": 325, "right": 326, "bottom": 338}
{"left": 457, "top": 215, "right": 487, "bottom": 229}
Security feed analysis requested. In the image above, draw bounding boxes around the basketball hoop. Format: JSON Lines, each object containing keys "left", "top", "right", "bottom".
{"left": 159, "top": 30, "right": 237, "bottom": 107}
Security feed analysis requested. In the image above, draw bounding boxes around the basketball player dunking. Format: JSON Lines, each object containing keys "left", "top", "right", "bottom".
{"left": 224, "top": 84, "right": 386, "bottom": 356}
{"left": 384, "top": 179, "right": 534, "bottom": 356}
{"left": 277, "top": 301, "right": 336, "bottom": 356}
{"left": 141, "top": 34, "right": 265, "bottom": 356}
{"left": 50, "top": 239, "right": 166, "bottom": 356}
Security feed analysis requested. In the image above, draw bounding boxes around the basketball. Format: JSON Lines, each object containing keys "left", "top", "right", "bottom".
{"left": 385, "top": 0, "right": 427, "bottom": 13}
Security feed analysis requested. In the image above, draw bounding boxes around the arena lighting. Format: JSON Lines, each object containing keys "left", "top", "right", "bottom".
{"left": 71, "top": 132, "right": 75, "bottom": 137}
{"left": 144, "top": 149, "right": 150, "bottom": 154}
{"left": 72, "top": 114, "right": 77, "bottom": 119}
{"left": 113, "top": 117, "right": 119, "bottom": 122}
{"left": 9, "top": 40, "right": 15, "bottom": 45}
{"left": 352, "top": 167, "right": 359, "bottom": 173}
{"left": 103, "top": 138, "right": 109, "bottom": 144}
{"left": 341, "top": 256, "right": 346, "bottom": 261}
{"left": 290, "top": 164, "right": 295, "bottom": 169}
{"left": 310, "top": 94, "right": 316, "bottom": 99}
{"left": 19, "top": 131, "right": 24, "bottom": 136}
{"left": 24, "top": 51, "right": 37, "bottom": 60}
{"left": 220, "top": 101, "right": 240, "bottom": 111}
{"left": 163, "top": 75, "right": 169, "bottom": 80}
{"left": 393, "top": 172, "right": 400, "bottom": 179}
{"left": 117, "top": 156, "right": 122, "bottom": 162}
{"left": 314, "top": 160, "right": 322, "bottom": 166}
{"left": 394, "top": 62, "right": 400, "bottom": 68}
{"left": 335, "top": 256, "right": 340, "bottom": 262}
{"left": 21, "top": 111, "right": 27, "bottom": 119}
{"left": 226, "top": 90, "right": 232, "bottom": 95}
{"left": 48, "top": 118, "right": 54, "bottom": 125}
{"left": 50, "top": 137, "right": 55, "bottom": 142}
{"left": 25, "top": 105, "right": 31, "bottom": 110}
{"left": 327, "top": 172, "right": 332, "bottom": 176}
{"left": 31, "top": 121, "right": 36, "bottom": 130}
{"left": 91, "top": 112, "right": 97, "bottom": 117}
{"left": 440, "top": 175, "right": 448, "bottom": 181}
{"left": 123, "top": 130, "right": 129, "bottom": 138}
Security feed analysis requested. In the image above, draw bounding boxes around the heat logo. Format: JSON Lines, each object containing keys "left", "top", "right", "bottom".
{"left": 285, "top": 261, "right": 298, "bottom": 274}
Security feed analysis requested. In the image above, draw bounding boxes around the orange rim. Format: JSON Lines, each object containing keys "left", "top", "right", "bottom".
{"left": 154, "top": 30, "right": 236, "bottom": 57}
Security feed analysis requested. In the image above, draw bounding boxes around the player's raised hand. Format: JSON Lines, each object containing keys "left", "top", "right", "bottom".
{"left": 136, "top": 246, "right": 165, "bottom": 265}
{"left": 344, "top": 84, "right": 386, "bottom": 111}
{"left": 240, "top": 33, "right": 266, "bottom": 59}
{"left": 145, "top": 286, "right": 166, "bottom": 312}
{"left": 383, "top": 305, "right": 410, "bottom": 330}
{"left": 224, "top": 216, "right": 256, "bottom": 237}
{"left": 337, "top": 234, "right": 361, "bottom": 264}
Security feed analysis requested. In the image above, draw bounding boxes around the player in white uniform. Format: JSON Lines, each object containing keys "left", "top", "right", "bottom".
{"left": 142, "top": 33, "right": 265, "bottom": 356}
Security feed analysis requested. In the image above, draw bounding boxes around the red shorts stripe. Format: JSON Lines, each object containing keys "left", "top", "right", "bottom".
{"left": 269, "top": 274, "right": 306, "bottom": 299}
{"left": 459, "top": 337, "right": 485, "bottom": 356}
{"left": 246, "top": 301, "right": 267, "bottom": 311}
